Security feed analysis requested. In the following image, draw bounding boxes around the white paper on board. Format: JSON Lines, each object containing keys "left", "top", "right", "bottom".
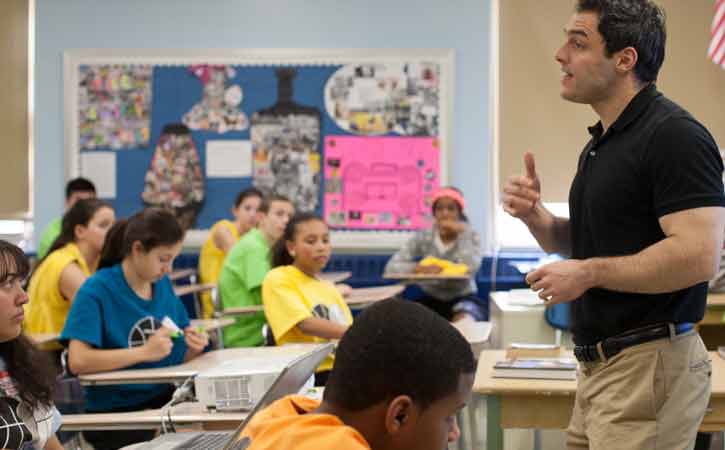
{"left": 206, "top": 140, "right": 252, "bottom": 177}
{"left": 80, "top": 151, "right": 116, "bottom": 198}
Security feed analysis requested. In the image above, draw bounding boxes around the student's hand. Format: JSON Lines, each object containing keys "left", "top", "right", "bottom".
{"left": 503, "top": 152, "right": 541, "bottom": 222}
{"left": 438, "top": 219, "right": 465, "bottom": 237}
{"left": 335, "top": 283, "right": 353, "bottom": 298}
{"left": 525, "top": 259, "right": 595, "bottom": 305}
{"left": 415, "top": 264, "right": 443, "bottom": 274}
{"left": 447, "top": 415, "right": 461, "bottom": 443}
{"left": 142, "top": 327, "right": 174, "bottom": 362}
{"left": 184, "top": 326, "right": 209, "bottom": 354}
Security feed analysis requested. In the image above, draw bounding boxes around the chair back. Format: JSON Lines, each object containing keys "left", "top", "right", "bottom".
{"left": 544, "top": 302, "right": 571, "bottom": 331}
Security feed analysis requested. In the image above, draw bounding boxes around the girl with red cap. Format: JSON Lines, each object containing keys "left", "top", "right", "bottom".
{"left": 385, "top": 187, "right": 486, "bottom": 321}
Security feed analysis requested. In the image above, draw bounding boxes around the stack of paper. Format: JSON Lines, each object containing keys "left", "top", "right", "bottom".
{"left": 492, "top": 357, "right": 577, "bottom": 380}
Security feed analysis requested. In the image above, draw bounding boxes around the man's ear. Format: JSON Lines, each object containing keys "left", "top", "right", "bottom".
{"left": 615, "top": 46, "right": 638, "bottom": 74}
{"left": 384, "top": 395, "right": 417, "bottom": 434}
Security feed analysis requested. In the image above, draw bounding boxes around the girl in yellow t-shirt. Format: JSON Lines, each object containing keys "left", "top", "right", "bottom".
{"left": 262, "top": 213, "right": 352, "bottom": 385}
{"left": 25, "top": 198, "right": 115, "bottom": 348}
{"left": 197, "top": 187, "right": 263, "bottom": 318}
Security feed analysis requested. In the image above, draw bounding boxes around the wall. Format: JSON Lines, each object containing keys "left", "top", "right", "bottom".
{"left": 1, "top": 0, "right": 30, "bottom": 218}
{"left": 34, "top": 0, "right": 494, "bottom": 248}
{"left": 498, "top": 0, "right": 725, "bottom": 204}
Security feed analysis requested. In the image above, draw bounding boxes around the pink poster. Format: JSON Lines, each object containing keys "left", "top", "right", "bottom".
{"left": 324, "top": 136, "right": 440, "bottom": 230}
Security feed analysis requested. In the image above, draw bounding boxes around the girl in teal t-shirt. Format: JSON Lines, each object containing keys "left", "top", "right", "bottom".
{"left": 61, "top": 208, "right": 208, "bottom": 450}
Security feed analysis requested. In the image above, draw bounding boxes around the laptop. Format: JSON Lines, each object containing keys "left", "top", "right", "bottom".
{"left": 135, "top": 343, "right": 334, "bottom": 450}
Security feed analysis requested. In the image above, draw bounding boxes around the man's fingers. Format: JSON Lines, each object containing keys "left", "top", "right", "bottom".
{"left": 503, "top": 185, "right": 540, "bottom": 202}
{"left": 524, "top": 151, "right": 537, "bottom": 180}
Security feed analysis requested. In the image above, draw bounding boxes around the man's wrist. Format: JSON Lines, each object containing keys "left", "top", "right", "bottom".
{"left": 582, "top": 258, "right": 602, "bottom": 290}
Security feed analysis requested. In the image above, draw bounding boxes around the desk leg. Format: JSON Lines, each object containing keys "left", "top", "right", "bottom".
{"left": 487, "top": 395, "right": 503, "bottom": 450}
{"left": 467, "top": 393, "right": 484, "bottom": 450}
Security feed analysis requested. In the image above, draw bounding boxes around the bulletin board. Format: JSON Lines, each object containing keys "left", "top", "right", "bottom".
{"left": 63, "top": 49, "right": 454, "bottom": 248}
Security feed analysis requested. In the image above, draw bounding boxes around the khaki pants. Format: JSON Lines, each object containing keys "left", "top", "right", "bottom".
{"left": 567, "top": 331, "right": 711, "bottom": 450}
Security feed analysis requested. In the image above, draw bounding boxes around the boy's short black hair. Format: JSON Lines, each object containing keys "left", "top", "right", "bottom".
{"left": 233, "top": 187, "right": 263, "bottom": 208}
{"left": 65, "top": 177, "right": 96, "bottom": 199}
{"left": 258, "top": 193, "right": 292, "bottom": 214}
{"left": 323, "top": 299, "right": 476, "bottom": 411}
{"left": 576, "top": 0, "right": 666, "bottom": 84}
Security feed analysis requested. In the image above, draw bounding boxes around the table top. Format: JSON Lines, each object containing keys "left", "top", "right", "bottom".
{"left": 474, "top": 349, "right": 725, "bottom": 397}
{"left": 223, "top": 284, "right": 404, "bottom": 315}
{"left": 383, "top": 272, "right": 470, "bottom": 281}
{"left": 169, "top": 268, "right": 197, "bottom": 281}
{"left": 708, "top": 293, "right": 725, "bottom": 306}
{"left": 190, "top": 317, "right": 235, "bottom": 331}
{"left": 174, "top": 283, "right": 216, "bottom": 297}
{"left": 78, "top": 344, "right": 323, "bottom": 386}
{"left": 318, "top": 271, "right": 352, "bottom": 283}
{"left": 60, "top": 401, "right": 246, "bottom": 431}
{"left": 344, "top": 284, "right": 404, "bottom": 305}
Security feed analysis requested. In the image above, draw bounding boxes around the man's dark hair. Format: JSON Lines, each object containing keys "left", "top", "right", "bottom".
{"left": 576, "top": 0, "right": 666, "bottom": 84}
{"left": 323, "top": 299, "right": 476, "bottom": 411}
{"left": 65, "top": 177, "right": 96, "bottom": 199}
{"left": 233, "top": 187, "right": 264, "bottom": 209}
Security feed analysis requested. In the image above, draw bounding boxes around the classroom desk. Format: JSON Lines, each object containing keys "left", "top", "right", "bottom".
{"left": 223, "top": 284, "right": 405, "bottom": 315}
{"left": 169, "top": 268, "right": 197, "bottom": 282}
{"left": 190, "top": 317, "right": 235, "bottom": 332}
{"left": 60, "top": 401, "right": 246, "bottom": 431}
{"left": 319, "top": 271, "right": 352, "bottom": 283}
{"left": 383, "top": 272, "right": 470, "bottom": 281}
{"left": 174, "top": 282, "right": 216, "bottom": 297}
{"left": 78, "top": 344, "right": 323, "bottom": 386}
{"left": 27, "top": 333, "right": 60, "bottom": 345}
{"left": 344, "top": 284, "right": 404, "bottom": 306}
{"left": 474, "top": 349, "right": 725, "bottom": 450}
{"left": 702, "top": 293, "right": 725, "bottom": 325}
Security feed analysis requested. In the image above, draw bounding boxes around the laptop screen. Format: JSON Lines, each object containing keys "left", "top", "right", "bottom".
{"left": 221, "top": 343, "right": 334, "bottom": 450}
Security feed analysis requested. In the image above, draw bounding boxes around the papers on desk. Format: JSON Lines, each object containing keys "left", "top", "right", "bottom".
{"left": 493, "top": 357, "right": 578, "bottom": 380}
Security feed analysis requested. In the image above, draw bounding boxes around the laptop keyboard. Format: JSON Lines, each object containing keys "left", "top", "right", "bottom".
{"left": 183, "top": 432, "right": 233, "bottom": 449}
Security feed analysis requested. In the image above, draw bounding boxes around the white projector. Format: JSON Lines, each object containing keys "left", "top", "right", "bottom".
{"left": 195, "top": 356, "right": 291, "bottom": 411}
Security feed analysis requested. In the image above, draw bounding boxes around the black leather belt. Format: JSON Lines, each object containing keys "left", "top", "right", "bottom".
{"left": 574, "top": 322, "right": 694, "bottom": 363}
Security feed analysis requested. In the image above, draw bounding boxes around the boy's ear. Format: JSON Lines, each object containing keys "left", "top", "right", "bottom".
{"left": 384, "top": 395, "right": 417, "bottom": 434}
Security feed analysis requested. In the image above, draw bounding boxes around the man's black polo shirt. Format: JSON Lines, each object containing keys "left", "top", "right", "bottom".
{"left": 568, "top": 83, "right": 725, "bottom": 345}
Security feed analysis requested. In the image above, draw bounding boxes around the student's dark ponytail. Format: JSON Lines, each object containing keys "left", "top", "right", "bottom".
{"left": 271, "top": 212, "right": 322, "bottom": 268}
{"left": 98, "top": 208, "right": 184, "bottom": 269}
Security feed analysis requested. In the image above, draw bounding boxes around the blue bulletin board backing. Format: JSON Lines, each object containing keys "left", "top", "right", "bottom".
{"left": 66, "top": 50, "right": 454, "bottom": 248}
{"left": 81, "top": 65, "right": 344, "bottom": 228}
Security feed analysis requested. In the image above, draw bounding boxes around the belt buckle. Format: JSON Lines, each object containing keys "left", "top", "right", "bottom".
{"left": 574, "top": 345, "right": 598, "bottom": 362}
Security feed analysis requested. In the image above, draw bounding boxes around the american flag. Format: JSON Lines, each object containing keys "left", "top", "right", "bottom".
{"left": 709, "top": 0, "right": 725, "bottom": 68}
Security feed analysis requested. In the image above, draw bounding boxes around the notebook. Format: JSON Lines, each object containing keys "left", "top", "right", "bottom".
{"left": 492, "top": 357, "right": 578, "bottom": 380}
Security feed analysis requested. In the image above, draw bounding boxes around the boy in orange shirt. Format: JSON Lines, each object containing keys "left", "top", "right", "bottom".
{"left": 238, "top": 299, "right": 476, "bottom": 450}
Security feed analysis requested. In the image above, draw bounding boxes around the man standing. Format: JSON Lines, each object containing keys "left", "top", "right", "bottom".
{"left": 503, "top": 1, "right": 725, "bottom": 448}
